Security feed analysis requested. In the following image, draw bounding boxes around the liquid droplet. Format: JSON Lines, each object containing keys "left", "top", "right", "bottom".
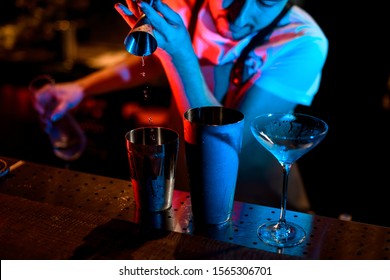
{"left": 143, "top": 86, "right": 151, "bottom": 100}
{"left": 149, "top": 127, "right": 156, "bottom": 142}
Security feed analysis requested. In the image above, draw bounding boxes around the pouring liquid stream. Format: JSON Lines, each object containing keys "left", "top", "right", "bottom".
{"left": 140, "top": 55, "right": 154, "bottom": 128}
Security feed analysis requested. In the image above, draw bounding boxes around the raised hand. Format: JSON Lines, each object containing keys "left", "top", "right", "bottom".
{"left": 115, "top": 0, "right": 193, "bottom": 58}
{"left": 32, "top": 81, "right": 84, "bottom": 122}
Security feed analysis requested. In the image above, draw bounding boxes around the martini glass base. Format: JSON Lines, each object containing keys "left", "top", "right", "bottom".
{"left": 257, "top": 221, "right": 306, "bottom": 248}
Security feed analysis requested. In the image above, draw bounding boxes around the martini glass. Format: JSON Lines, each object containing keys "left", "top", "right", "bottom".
{"left": 251, "top": 113, "right": 328, "bottom": 247}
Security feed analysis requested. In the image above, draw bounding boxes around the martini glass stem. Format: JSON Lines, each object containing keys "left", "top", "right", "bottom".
{"left": 276, "top": 162, "right": 291, "bottom": 230}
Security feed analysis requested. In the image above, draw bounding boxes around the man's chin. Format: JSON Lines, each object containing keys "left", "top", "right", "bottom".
{"left": 216, "top": 29, "right": 240, "bottom": 41}
{"left": 217, "top": 28, "right": 250, "bottom": 41}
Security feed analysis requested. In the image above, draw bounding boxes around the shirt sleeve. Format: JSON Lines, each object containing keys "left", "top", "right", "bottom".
{"left": 255, "top": 31, "right": 328, "bottom": 106}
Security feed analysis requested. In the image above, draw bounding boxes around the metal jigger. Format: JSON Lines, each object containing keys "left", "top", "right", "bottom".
{"left": 124, "top": 14, "right": 157, "bottom": 56}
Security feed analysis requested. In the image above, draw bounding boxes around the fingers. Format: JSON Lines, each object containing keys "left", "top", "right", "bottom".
{"left": 50, "top": 91, "right": 66, "bottom": 121}
{"left": 153, "top": 0, "right": 182, "bottom": 24}
{"left": 140, "top": 0, "right": 183, "bottom": 32}
{"left": 114, "top": 3, "right": 137, "bottom": 27}
{"left": 32, "top": 88, "right": 53, "bottom": 116}
{"left": 115, "top": 2, "right": 133, "bottom": 16}
{"left": 126, "top": 0, "right": 143, "bottom": 17}
{"left": 33, "top": 102, "right": 45, "bottom": 116}
{"left": 138, "top": 1, "right": 164, "bottom": 26}
{"left": 51, "top": 102, "right": 67, "bottom": 122}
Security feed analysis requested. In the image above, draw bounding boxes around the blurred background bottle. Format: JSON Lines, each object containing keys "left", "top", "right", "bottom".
{"left": 29, "top": 74, "right": 86, "bottom": 162}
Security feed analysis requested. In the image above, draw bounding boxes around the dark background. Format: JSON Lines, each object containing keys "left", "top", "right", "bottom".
{"left": 1, "top": 1, "right": 389, "bottom": 227}
{"left": 297, "top": 2, "right": 390, "bottom": 226}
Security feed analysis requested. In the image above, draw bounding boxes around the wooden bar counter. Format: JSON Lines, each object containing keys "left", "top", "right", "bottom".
{"left": 0, "top": 157, "right": 389, "bottom": 260}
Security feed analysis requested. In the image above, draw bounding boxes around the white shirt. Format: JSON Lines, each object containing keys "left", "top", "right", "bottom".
{"left": 173, "top": 0, "right": 328, "bottom": 107}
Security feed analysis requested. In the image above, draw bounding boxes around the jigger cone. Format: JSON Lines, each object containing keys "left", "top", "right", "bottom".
{"left": 124, "top": 14, "right": 157, "bottom": 56}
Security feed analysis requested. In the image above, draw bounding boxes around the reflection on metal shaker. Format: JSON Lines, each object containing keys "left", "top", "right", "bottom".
{"left": 126, "top": 127, "right": 179, "bottom": 212}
